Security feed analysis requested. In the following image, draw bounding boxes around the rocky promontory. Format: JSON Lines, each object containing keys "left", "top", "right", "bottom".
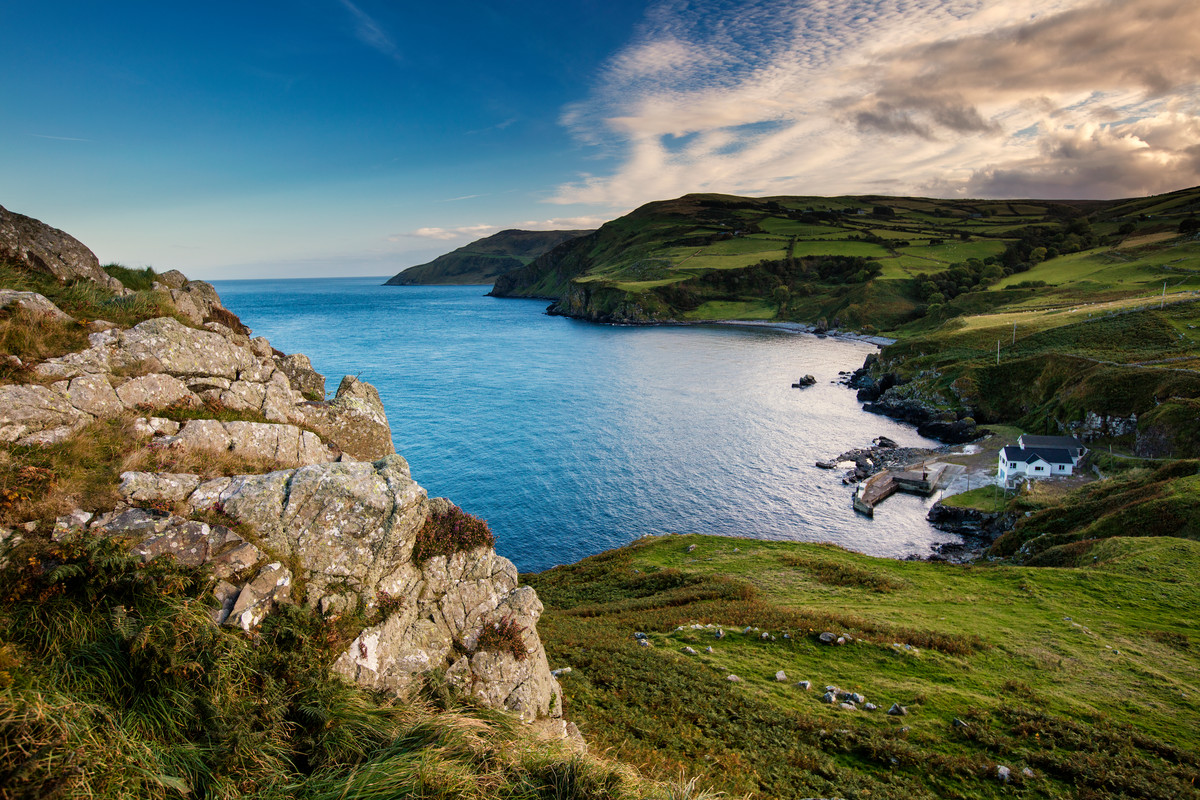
{"left": 0, "top": 206, "right": 562, "bottom": 723}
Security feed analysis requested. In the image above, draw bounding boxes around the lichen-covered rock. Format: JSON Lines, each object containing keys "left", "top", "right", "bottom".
{"left": 156, "top": 419, "right": 337, "bottom": 466}
{"left": 0, "top": 384, "right": 91, "bottom": 443}
{"left": 64, "top": 374, "right": 124, "bottom": 418}
{"left": 0, "top": 204, "right": 122, "bottom": 290}
{"left": 112, "top": 318, "right": 256, "bottom": 379}
{"left": 276, "top": 353, "right": 325, "bottom": 400}
{"left": 115, "top": 373, "right": 199, "bottom": 410}
{"left": 119, "top": 471, "right": 202, "bottom": 504}
{"left": 295, "top": 375, "right": 394, "bottom": 460}
{"left": 228, "top": 562, "right": 293, "bottom": 631}
{"left": 0, "top": 290, "right": 74, "bottom": 322}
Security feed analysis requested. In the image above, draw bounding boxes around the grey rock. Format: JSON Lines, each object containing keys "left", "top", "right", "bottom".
{"left": 996, "top": 765, "right": 1011, "bottom": 783}
{"left": 705, "top": 646, "right": 714, "bottom": 653}
{"left": 228, "top": 562, "right": 293, "bottom": 630}
{"left": 0, "top": 383, "right": 91, "bottom": 443}
{"left": 715, "top": 629, "right": 725, "bottom": 639}
{"left": 727, "top": 674, "right": 742, "bottom": 682}
{"left": 276, "top": 352, "right": 326, "bottom": 400}
{"left": 638, "top": 639, "right": 652, "bottom": 647}
{"left": 822, "top": 691, "right": 838, "bottom": 704}
{"left": 864, "top": 702, "right": 878, "bottom": 711}
{"left": 52, "top": 509, "right": 93, "bottom": 539}
{"left": 775, "top": 670, "right": 787, "bottom": 681}
{"left": 0, "top": 290, "right": 74, "bottom": 322}
{"left": 157, "top": 269, "right": 189, "bottom": 290}
{"left": 112, "top": 317, "right": 256, "bottom": 380}
{"left": 131, "top": 416, "right": 181, "bottom": 438}
{"left": 798, "top": 680, "right": 811, "bottom": 690}
{"left": 839, "top": 702, "right": 857, "bottom": 711}
{"left": 682, "top": 647, "right": 698, "bottom": 655}
{"left": 888, "top": 703, "right": 908, "bottom": 716}
{"left": 1021, "top": 767, "right": 1034, "bottom": 778}
{"left": 550, "top": 667, "right": 572, "bottom": 677}
{"left": 119, "top": 471, "right": 202, "bottom": 504}
{"left": 159, "top": 419, "right": 337, "bottom": 466}
{"left": 953, "top": 717, "right": 969, "bottom": 729}
{"left": 818, "top": 631, "right": 837, "bottom": 645}
{"left": 66, "top": 374, "right": 124, "bottom": 418}
{"left": 0, "top": 204, "right": 120, "bottom": 288}
{"left": 116, "top": 373, "right": 199, "bottom": 410}
{"left": 686, "top": 543, "right": 696, "bottom": 552}
{"left": 293, "top": 375, "right": 394, "bottom": 461}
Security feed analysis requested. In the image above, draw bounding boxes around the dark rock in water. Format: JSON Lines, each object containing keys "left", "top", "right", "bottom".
{"left": 792, "top": 374, "right": 817, "bottom": 388}
{"left": 815, "top": 460, "right": 837, "bottom": 469}
{"left": 916, "top": 418, "right": 979, "bottom": 444}
{"left": 873, "top": 436, "right": 898, "bottom": 449}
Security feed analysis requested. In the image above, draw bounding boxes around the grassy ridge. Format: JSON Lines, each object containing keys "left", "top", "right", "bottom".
{"left": 527, "top": 534, "right": 1200, "bottom": 799}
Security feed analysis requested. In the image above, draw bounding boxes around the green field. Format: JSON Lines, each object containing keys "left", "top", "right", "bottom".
{"left": 528, "top": 534, "right": 1200, "bottom": 800}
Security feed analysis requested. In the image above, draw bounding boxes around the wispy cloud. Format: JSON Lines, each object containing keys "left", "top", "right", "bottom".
{"left": 436, "top": 194, "right": 486, "bottom": 203}
{"left": 390, "top": 215, "right": 609, "bottom": 243}
{"left": 392, "top": 224, "right": 499, "bottom": 241}
{"left": 337, "top": 0, "right": 402, "bottom": 63}
{"left": 553, "top": 0, "right": 1200, "bottom": 204}
{"left": 30, "top": 133, "right": 91, "bottom": 142}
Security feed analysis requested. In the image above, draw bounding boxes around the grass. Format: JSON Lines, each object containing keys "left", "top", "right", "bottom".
{"left": 938, "top": 486, "right": 1009, "bottom": 513}
{"left": 526, "top": 534, "right": 1200, "bottom": 799}
{"left": 0, "top": 535, "right": 676, "bottom": 800}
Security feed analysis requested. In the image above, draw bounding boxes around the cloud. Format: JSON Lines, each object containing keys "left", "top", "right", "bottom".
{"left": 337, "top": 0, "right": 402, "bottom": 63}
{"left": 393, "top": 224, "right": 499, "bottom": 241}
{"left": 552, "top": 0, "right": 1200, "bottom": 204}
{"left": 29, "top": 133, "right": 91, "bottom": 142}
{"left": 391, "top": 215, "right": 611, "bottom": 243}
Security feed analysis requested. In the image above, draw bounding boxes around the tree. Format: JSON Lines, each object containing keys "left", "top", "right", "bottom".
{"left": 772, "top": 285, "right": 790, "bottom": 308}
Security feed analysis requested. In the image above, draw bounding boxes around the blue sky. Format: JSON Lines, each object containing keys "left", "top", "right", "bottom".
{"left": 4, "top": 1, "right": 1198, "bottom": 279}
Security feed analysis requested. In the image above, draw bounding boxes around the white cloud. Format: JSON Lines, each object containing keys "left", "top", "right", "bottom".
{"left": 391, "top": 216, "right": 609, "bottom": 244}
{"left": 394, "top": 224, "right": 499, "bottom": 241}
{"left": 337, "top": 0, "right": 402, "bottom": 63}
{"left": 553, "top": 0, "right": 1200, "bottom": 204}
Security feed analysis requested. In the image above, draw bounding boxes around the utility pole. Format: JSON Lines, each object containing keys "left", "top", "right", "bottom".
{"left": 996, "top": 339, "right": 1000, "bottom": 365}
{"left": 1012, "top": 321, "right": 1016, "bottom": 344}
{"left": 1162, "top": 281, "right": 1167, "bottom": 309}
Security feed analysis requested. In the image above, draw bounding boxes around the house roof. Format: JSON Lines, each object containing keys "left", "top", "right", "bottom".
{"left": 1019, "top": 434, "right": 1085, "bottom": 454}
{"left": 1001, "top": 445, "right": 1074, "bottom": 466}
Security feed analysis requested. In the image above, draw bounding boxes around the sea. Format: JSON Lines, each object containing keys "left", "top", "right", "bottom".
{"left": 212, "top": 277, "right": 958, "bottom": 573}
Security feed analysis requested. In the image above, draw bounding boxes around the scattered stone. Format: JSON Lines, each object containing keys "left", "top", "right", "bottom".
{"left": 953, "top": 718, "right": 969, "bottom": 729}
{"left": 775, "top": 670, "right": 787, "bottom": 682}
{"left": 743, "top": 626, "right": 753, "bottom": 634}
{"left": 0, "top": 290, "right": 74, "bottom": 323}
{"left": 634, "top": 632, "right": 648, "bottom": 639}
{"left": 551, "top": 667, "right": 572, "bottom": 677}
{"left": 818, "top": 632, "right": 837, "bottom": 645}
{"left": 839, "top": 702, "right": 857, "bottom": 711}
{"left": 715, "top": 629, "right": 725, "bottom": 639}
{"left": 686, "top": 544, "right": 696, "bottom": 552}
{"left": 797, "top": 680, "right": 811, "bottom": 690}
{"left": 791, "top": 374, "right": 817, "bottom": 388}
{"left": 836, "top": 636, "right": 846, "bottom": 645}
{"left": 888, "top": 704, "right": 908, "bottom": 716}
{"left": 996, "top": 765, "right": 1011, "bottom": 783}
{"left": 1022, "top": 767, "right": 1034, "bottom": 778}
{"left": 705, "top": 646, "right": 714, "bottom": 654}
{"left": 638, "top": 639, "right": 651, "bottom": 648}
{"left": 761, "top": 631, "right": 770, "bottom": 640}
{"left": 815, "top": 460, "right": 837, "bottom": 469}
{"left": 682, "top": 646, "right": 698, "bottom": 655}
{"left": 874, "top": 435, "right": 898, "bottom": 448}
{"left": 727, "top": 674, "right": 742, "bottom": 682}
{"left": 822, "top": 691, "right": 838, "bottom": 704}
{"left": 864, "top": 702, "right": 878, "bottom": 711}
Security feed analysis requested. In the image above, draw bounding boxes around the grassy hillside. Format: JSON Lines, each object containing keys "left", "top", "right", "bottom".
{"left": 526, "top": 534, "right": 1200, "bottom": 800}
{"left": 490, "top": 188, "right": 1200, "bottom": 329}
{"left": 385, "top": 229, "right": 593, "bottom": 286}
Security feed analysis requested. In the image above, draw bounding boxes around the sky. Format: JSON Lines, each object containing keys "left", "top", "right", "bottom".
{"left": 3, "top": 0, "right": 1199, "bottom": 279}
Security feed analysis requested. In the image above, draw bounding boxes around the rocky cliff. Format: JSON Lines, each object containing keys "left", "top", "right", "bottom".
{"left": 0, "top": 206, "right": 562, "bottom": 723}
{"left": 386, "top": 228, "right": 593, "bottom": 286}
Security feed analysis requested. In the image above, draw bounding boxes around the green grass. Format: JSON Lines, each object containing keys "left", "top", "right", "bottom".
{"left": 527, "top": 534, "right": 1200, "bottom": 799}
{"left": 682, "top": 300, "right": 777, "bottom": 320}
{"left": 0, "top": 536, "right": 672, "bottom": 800}
{"left": 938, "top": 486, "right": 1008, "bottom": 513}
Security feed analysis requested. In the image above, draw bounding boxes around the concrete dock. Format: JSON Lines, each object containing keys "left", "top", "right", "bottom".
{"left": 853, "top": 462, "right": 952, "bottom": 517}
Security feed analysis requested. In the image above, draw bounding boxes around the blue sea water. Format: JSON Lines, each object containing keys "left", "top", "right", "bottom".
{"left": 212, "top": 277, "right": 957, "bottom": 572}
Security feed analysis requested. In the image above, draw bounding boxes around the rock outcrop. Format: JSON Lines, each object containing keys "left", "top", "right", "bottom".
{"left": 116, "top": 461, "right": 561, "bottom": 721}
{"left": 0, "top": 203, "right": 123, "bottom": 291}
{"left": 295, "top": 376, "right": 395, "bottom": 461}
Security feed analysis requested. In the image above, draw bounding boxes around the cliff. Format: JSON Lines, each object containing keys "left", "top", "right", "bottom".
{"left": 0, "top": 206, "right": 562, "bottom": 723}
{"left": 384, "top": 228, "right": 593, "bottom": 286}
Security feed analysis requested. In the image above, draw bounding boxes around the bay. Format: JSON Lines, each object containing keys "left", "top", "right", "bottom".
{"left": 212, "top": 277, "right": 958, "bottom": 572}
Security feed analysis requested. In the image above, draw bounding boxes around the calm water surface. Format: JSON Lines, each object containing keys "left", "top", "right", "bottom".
{"left": 213, "top": 278, "right": 957, "bottom": 572}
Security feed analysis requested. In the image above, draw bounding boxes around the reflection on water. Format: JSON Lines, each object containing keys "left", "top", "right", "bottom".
{"left": 214, "top": 278, "right": 960, "bottom": 572}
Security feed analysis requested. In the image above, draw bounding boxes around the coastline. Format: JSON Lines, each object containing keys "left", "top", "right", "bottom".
{"left": 702, "top": 318, "right": 897, "bottom": 347}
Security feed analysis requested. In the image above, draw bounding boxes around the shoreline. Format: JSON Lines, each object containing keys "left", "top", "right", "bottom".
{"left": 701, "top": 319, "right": 896, "bottom": 348}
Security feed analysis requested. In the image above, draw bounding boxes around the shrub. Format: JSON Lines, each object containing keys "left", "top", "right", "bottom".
{"left": 476, "top": 615, "right": 528, "bottom": 661}
{"left": 412, "top": 506, "right": 495, "bottom": 563}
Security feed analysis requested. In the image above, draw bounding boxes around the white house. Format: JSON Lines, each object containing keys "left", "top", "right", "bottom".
{"left": 998, "top": 435, "right": 1086, "bottom": 486}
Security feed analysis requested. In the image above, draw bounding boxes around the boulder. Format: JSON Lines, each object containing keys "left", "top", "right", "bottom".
{"left": 119, "top": 471, "right": 202, "bottom": 504}
{"left": 115, "top": 373, "right": 198, "bottom": 410}
{"left": 156, "top": 269, "right": 189, "bottom": 290}
{"left": 0, "top": 204, "right": 122, "bottom": 290}
{"left": 158, "top": 419, "right": 337, "bottom": 466}
{"left": 228, "top": 562, "right": 293, "bottom": 631}
{"left": 276, "top": 353, "right": 326, "bottom": 400}
{"left": 112, "top": 317, "right": 257, "bottom": 380}
{"left": 0, "top": 290, "right": 74, "bottom": 323}
{"left": 294, "top": 375, "right": 394, "bottom": 461}
{"left": 0, "top": 383, "right": 91, "bottom": 443}
{"left": 65, "top": 374, "right": 124, "bottom": 418}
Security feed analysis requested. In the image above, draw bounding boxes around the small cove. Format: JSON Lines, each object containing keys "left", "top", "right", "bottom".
{"left": 213, "top": 277, "right": 960, "bottom": 572}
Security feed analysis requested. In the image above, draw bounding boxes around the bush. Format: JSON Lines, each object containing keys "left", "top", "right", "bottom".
{"left": 476, "top": 615, "right": 528, "bottom": 661}
{"left": 412, "top": 506, "right": 495, "bottom": 563}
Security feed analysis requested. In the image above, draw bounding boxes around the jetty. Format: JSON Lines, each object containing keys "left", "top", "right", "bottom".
{"left": 853, "top": 461, "right": 954, "bottom": 516}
